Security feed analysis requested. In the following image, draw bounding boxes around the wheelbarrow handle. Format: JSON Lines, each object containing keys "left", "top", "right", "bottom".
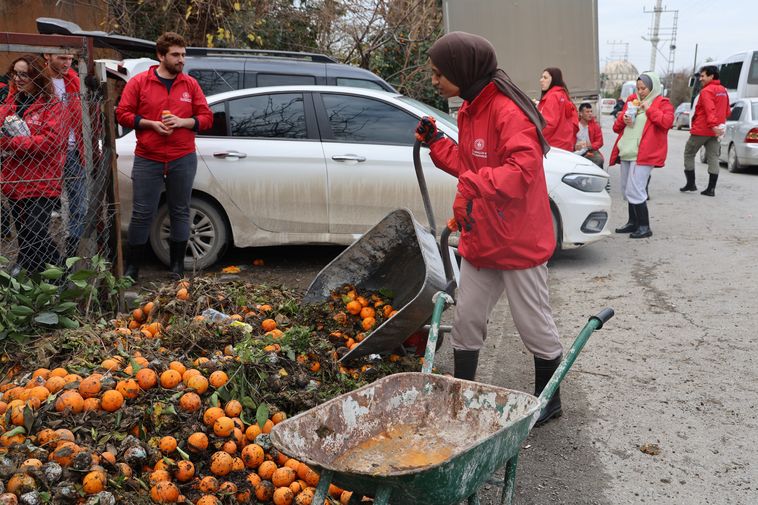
{"left": 537, "top": 308, "right": 615, "bottom": 413}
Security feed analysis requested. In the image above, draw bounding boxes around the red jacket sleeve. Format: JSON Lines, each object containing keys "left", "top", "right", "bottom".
{"left": 0, "top": 102, "right": 65, "bottom": 156}
{"left": 589, "top": 121, "right": 603, "bottom": 150}
{"left": 429, "top": 137, "right": 464, "bottom": 178}
{"left": 191, "top": 79, "right": 213, "bottom": 131}
{"left": 538, "top": 92, "right": 561, "bottom": 140}
{"left": 646, "top": 97, "right": 674, "bottom": 129}
{"left": 459, "top": 107, "right": 543, "bottom": 202}
{"left": 115, "top": 75, "right": 141, "bottom": 129}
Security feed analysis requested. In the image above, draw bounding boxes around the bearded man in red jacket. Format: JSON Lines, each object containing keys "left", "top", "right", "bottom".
{"left": 116, "top": 32, "right": 212, "bottom": 279}
{"left": 680, "top": 65, "right": 730, "bottom": 197}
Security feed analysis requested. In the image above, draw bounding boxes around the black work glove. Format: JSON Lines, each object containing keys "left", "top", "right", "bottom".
{"left": 415, "top": 116, "right": 444, "bottom": 145}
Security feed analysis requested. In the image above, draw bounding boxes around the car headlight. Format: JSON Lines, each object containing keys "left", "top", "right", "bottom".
{"left": 561, "top": 173, "right": 608, "bottom": 192}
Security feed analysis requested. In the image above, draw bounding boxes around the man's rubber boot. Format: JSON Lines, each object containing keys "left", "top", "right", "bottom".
{"left": 701, "top": 173, "right": 718, "bottom": 197}
{"left": 614, "top": 202, "right": 638, "bottom": 233}
{"left": 680, "top": 170, "right": 697, "bottom": 192}
{"left": 453, "top": 349, "right": 479, "bottom": 381}
{"left": 630, "top": 203, "right": 653, "bottom": 239}
{"left": 124, "top": 243, "right": 147, "bottom": 281}
{"left": 169, "top": 240, "right": 188, "bottom": 278}
{"left": 534, "top": 355, "right": 562, "bottom": 426}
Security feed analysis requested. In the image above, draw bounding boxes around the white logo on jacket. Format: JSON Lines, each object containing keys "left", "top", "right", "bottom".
{"left": 473, "top": 138, "right": 487, "bottom": 158}
{"left": 181, "top": 91, "right": 192, "bottom": 103}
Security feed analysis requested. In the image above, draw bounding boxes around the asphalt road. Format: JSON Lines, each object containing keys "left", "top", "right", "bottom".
{"left": 141, "top": 115, "right": 758, "bottom": 504}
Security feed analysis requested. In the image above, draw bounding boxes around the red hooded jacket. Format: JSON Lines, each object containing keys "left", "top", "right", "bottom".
{"left": 609, "top": 93, "right": 674, "bottom": 167}
{"left": 116, "top": 67, "right": 212, "bottom": 163}
{"left": 430, "top": 83, "right": 555, "bottom": 270}
{"left": 690, "top": 79, "right": 730, "bottom": 137}
{"left": 0, "top": 96, "right": 66, "bottom": 200}
{"left": 538, "top": 86, "right": 579, "bottom": 151}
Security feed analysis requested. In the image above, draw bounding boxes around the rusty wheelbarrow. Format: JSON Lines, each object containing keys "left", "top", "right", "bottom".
{"left": 303, "top": 140, "right": 456, "bottom": 362}
{"left": 270, "top": 307, "right": 614, "bottom": 504}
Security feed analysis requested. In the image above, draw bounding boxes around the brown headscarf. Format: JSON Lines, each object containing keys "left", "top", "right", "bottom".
{"left": 428, "top": 31, "right": 550, "bottom": 155}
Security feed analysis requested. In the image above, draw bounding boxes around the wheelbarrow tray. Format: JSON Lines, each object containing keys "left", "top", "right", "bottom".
{"left": 303, "top": 208, "right": 448, "bottom": 362}
{"left": 270, "top": 372, "right": 541, "bottom": 505}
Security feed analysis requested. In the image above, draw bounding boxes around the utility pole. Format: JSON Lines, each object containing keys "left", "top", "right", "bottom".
{"left": 643, "top": 0, "right": 663, "bottom": 71}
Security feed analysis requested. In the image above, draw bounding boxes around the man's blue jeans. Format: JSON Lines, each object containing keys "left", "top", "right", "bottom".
{"left": 64, "top": 149, "right": 87, "bottom": 240}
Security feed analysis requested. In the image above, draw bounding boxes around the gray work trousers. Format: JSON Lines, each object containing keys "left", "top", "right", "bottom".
{"left": 684, "top": 134, "right": 720, "bottom": 175}
{"left": 451, "top": 259, "right": 563, "bottom": 360}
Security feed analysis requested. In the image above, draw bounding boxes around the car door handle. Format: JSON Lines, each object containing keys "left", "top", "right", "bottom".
{"left": 331, "top": 154, "right": 366, "bottom": 162}
{"left": 213, "top": 151, "right": 247, "bottom": 159}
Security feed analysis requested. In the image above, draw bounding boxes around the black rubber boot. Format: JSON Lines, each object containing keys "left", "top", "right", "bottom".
{"left": 630, "top": 203, "right": 652, "bottom": 238}
{"left": 534, "top": 355, "right": 562, "bottom": 426}
{"left": 680, "top": 170, "right": 697, "bottom": 192}
{"left": 124, "top": 243, "right": 147, "bottom": 281}
{"left": 453, "top": 349, "right": 479, "bottom": 381}
{"left": 701, "top": 173, "right": 718, "bottom": 197}
{"left": 614, "top": 202, "right": 638, "bottom": 233}
{"left": 169, "top": 240, "right": 188, "bottom": 278}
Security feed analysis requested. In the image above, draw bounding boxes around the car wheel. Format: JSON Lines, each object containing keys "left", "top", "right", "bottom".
{"left": 727, "top": 143, "right": 743, "bottom": 173}
{"left": 551, "top": 207, "right": 561, "bottom": 255}
{"left": 149, "top": 197, "right": 230, "bottom": 270}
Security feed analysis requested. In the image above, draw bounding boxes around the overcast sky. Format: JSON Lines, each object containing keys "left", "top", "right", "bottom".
{"left": 598, "top": 0, "right": 758, "bottom": 75}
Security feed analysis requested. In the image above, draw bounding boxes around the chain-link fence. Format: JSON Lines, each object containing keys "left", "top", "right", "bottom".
{"left": 0, "top": 34, "right": 121, "bottom": 276}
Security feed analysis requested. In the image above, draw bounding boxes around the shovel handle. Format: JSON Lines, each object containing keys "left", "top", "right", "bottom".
{"left": 537, "top": 308, "right": 615, "bottom": 409}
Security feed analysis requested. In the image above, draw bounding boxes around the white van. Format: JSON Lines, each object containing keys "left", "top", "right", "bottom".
{"left": 690, "top": 50, "right": 758, "bottom": 104}
{"left": 717, "top": 50, "right": 758, "bottom": 101}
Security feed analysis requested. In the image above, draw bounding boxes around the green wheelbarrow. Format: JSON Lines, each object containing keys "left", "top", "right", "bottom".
{"left": 270, "top": 301, "right": 614, "bottom": 505}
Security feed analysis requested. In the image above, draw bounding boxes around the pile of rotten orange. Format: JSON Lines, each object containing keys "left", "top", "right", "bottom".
{"left": 0, "top": 278, "right": 422, "bottom": 504}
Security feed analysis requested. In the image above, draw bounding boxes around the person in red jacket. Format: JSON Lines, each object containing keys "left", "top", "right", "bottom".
{"left": 681, "top": 65, "right": 731, "bottom": 196}
{"left": 44, "top": 52, "right": 87, "bottom": 258}
{"left": 116, "top": 32, "right": 212, "bottom": 280}
{"left": 416, "top": 32, "right": 563, "bottom": 426}
{"left": 538, "top": 67, "right": 579, "bottom": 150}
{"left": 609, "top": 72, "right": 674, "bottom": 238}
{"left": 575, "top": 102, "right": 604, "bottom": 168}
{"left": 0, "top": 55, "right": 66, "bottom": 273}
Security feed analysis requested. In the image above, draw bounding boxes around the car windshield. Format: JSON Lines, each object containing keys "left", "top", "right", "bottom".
{"left": 398, "top": 96, "right": 457, "bottom": 131}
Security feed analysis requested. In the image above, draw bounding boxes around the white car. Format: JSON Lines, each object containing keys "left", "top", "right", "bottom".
{"left": 116, "top": 86, "right": 611, "bottom": 269}
{"left": 599, "top": 98, "right": 617, "bottom": 114}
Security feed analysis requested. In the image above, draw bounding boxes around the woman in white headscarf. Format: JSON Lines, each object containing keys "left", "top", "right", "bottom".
{"left": 609, "top": 71, "right": 674, "bottom": 238}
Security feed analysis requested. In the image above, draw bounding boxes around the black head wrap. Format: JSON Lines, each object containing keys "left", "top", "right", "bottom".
{"left": 428, "top": 31, "right": 550, "bottom": 155}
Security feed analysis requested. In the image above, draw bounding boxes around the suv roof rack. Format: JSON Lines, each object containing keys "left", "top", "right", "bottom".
{"left": 184, "top": 47, "right": 338, "bottom": 63}
{"left": 36, "top": 17, "right": 338, "bottom": 63}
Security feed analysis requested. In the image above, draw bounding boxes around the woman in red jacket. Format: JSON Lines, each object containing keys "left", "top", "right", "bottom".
{"left": 538, "top": 67, "right": 579, "bottom": 150}
{"left": 0, "top": 55, "right": 66, "bottom": 273}
{"left": 416, "top": 31, "right": 563, "bottom": 426}
{"left": 609, "top": 72, "right": 674, "bottom": 238}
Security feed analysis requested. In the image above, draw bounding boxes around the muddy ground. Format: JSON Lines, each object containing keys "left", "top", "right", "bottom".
{"left": 136, "top": 116, "right": 757, "bottom": 505}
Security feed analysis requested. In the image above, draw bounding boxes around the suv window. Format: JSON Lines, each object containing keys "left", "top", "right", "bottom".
{"left": 321, "top": 94, "right": 417, "bottom": 145}
{"left": 336, "top": 77, "right": 385, "bottom": 91}
{"left": 188, "top": 70, "right": 240, "bottom": 96}
{"left": 257, "top": 73, "right": 316, "bottom": 87}
{"left": 228, "top": 93, "right": 307, "bottom": 139}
